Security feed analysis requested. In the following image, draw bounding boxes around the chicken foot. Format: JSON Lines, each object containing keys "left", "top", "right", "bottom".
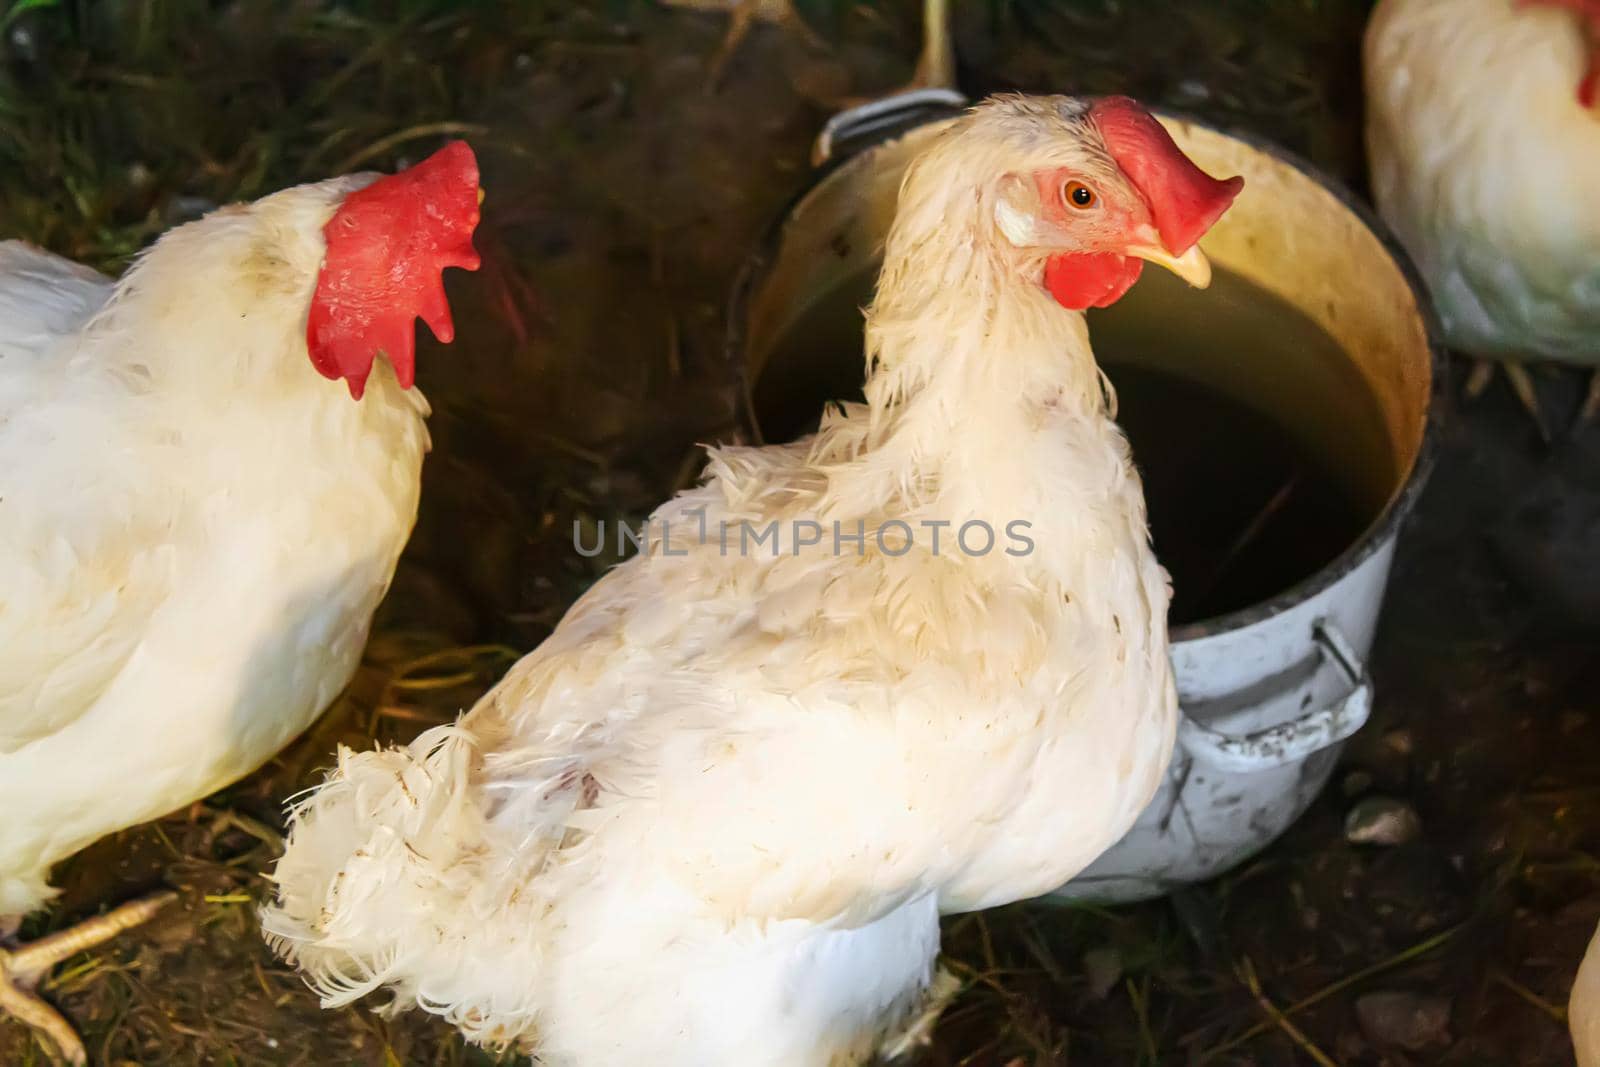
{"left": 696, "top": 0, "right": 953, "bottom": 98}
{"left": 698, "top": 0, "right": 826, "bottom": 91}
{"left": 1463, "top": 359, "right": 1600, "bottom": 439}
{"left": 1463, "top": 358, "right": 1551, "bottom": 443}
{"left": 877, "top": 965, "right": 962, "bottom": 1062}
{"left": 0, "top": 892, "right": 177, "bottom": 1066}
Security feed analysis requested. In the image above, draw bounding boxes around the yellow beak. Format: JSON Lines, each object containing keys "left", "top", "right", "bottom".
{"left": 1127, "top": 243, "right": 1213, "bottom": 289}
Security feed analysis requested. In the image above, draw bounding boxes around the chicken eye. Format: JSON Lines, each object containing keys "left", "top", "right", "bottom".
{"left": 1063, "top": 181, "right": 1096, "bottom": 209}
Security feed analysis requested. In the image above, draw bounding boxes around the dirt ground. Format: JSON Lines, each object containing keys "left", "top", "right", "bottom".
{"left": 2, "top": 1, "right": 1598, "bottom": 1064}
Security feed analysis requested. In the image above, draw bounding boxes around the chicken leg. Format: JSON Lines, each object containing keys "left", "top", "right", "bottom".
{"left": 690, "top": 0, "right": 953, "bottom": 98}
{"left": 830, "top": 0, "right": 954, "bottom": 104}
{"left": 691, "top": 0, "right": 826, "bottom": 91}
{"left": 1463, "top": 358, "right": 1551, "bottom": 443}
{"left": 876, "top": 965, "right": 961, "bottom": 1062}
{"left": 1463, "top": 359, "right": 1600, "bottom": 440}
{"left": 894, "top": 0, "right": 954, "bottom": 98}
{"left": 0, "top": 892, "right": 176, "bottom": 1066}
{"left": 1579, "top": 368, "right": 1600, "bottom": 428}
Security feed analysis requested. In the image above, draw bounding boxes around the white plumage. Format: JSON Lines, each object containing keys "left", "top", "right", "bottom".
{"left": 1364, "top": 0, "right": 1600, "bottom": 364}
{"left": 1576, "top": 925, "right": 1600, "bottom": 1066}
{"left": 263, "top": 95, "right": 1241, "bottom": 1066}
{"left": 1366, "top": 5, "right": 1600, "bottom": 1057}
{"left": 0, "top": 177, "right": 433, "bottom": 921}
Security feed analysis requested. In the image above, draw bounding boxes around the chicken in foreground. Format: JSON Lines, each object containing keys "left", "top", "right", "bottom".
{"left": 0, "top": 143, "right": 482, "bottom": 1064}
{"left": 263, "top": 95, "right": 1241, "bottom": 1066}
{"left": 1364, "top": 0, "right": 1600, "bottom": 439}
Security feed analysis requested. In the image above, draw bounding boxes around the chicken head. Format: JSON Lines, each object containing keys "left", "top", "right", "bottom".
{"left": 987, "top": 96, "right": 1243, "bottom": 311}
{"left": 306, "top": 141, "right": 484, "bottom": 399}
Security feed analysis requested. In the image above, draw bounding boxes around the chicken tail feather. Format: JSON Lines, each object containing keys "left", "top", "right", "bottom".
{"left": 260, "top": 724, "right": 544, "bottom": 1048}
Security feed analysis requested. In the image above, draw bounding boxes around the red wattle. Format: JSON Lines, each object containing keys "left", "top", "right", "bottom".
{"left": 1045, "top": 253, "right": 1144, "bottom": 311}
{"left": 1088, "top": 96, "right": 1243, "bottom": 255}
{"left": 307, "top": 140, "right": 483, "bottom": 399}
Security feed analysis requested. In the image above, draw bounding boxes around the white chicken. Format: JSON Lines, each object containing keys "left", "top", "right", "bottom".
{"left": 263, "top": 94, "right": 1241, "bottom": 1066}
{"left": 0, "top": 143, "right": 482, "bottom": 1064}
{"left": 1364, "top": 0, "right": 1600, "bottom": 436}
{"left": 1576, "top": 927, "right": 1600, "bottom": 1065}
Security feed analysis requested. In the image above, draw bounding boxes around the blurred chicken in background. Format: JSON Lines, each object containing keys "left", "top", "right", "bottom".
{"left": 1370, "top": 5, "right": 1600, "bottom": 1054}
{"left": 1364, "top": 0, "right": 1600, "bottom": 440}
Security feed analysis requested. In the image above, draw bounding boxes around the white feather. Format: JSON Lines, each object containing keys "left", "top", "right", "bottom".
{"left": 264, "top": 96, "right": 1178, "bottom": 1066}
{"left": 1576, "top": 923, "right": 1600, "bottom": 1067}
{"left": 1364, "top": 0, "right": 1600, "bottom": 362}
{"left": 0, "top": 178, "right": 430, "bottom": 918}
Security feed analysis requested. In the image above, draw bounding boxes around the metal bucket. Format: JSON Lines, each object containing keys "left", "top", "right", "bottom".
{"left": 726, "top": 102, "right": 1441, "bottom": 903}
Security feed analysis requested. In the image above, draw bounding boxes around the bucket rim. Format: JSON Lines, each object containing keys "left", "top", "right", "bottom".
{"left": 723, "top": 104, "right": 1448, "bottom": 645}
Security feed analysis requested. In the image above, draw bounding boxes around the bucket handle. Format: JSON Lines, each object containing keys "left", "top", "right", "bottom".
{"left": 809, "top": 0, "right": 966, "bottom": 168}
{"left": 1175, "top": 621, "right": 1371, "bottom": 774}
{"left": 811, "top": 88, "right": 969, "bottom": 167}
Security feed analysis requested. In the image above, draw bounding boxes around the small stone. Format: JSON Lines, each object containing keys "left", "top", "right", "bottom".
{"left": 7, "top": 22, "right": 36, "bottom": 61}
{"left": 1381, "top": 729, "right": 1414, "bottom": 757}
{"left": 168, "top": 196, "right": 220, "bottom": 224}
{"left": 1342, "top": 769, "right": 1374, "bottom": 797}
{"left": 1334, "top": 1029, "right": 1369, "bottom": 1061}
{"left": 1081, "top": 947, "right": 1123, "bottom": 1001}
{"left": 1355, "top": 991, "right": 1452, "bottom": 1051}
{"left": 1345, "top": 796, "right": 1422, "bottom": 846}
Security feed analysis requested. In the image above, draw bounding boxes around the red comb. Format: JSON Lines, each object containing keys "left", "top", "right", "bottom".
{"left": 307, "top": 141, "right": 482, "bottom": 399}
{"left": 1089, "top": 97, "right": 1243, "bottom": 255}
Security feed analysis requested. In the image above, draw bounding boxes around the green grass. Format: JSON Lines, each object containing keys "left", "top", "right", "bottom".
{"left": 0, "top": 0, "right": 618, "bottom": 270}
